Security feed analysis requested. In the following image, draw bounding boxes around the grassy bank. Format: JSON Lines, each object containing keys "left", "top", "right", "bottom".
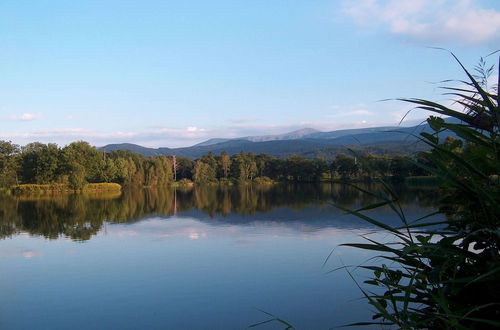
{"left": 11, "top": 183, "right": 122, "bottom": 195}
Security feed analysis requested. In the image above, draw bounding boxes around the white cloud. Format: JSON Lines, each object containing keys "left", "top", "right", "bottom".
{"left": 10, "top": 113, "right": 42, "bottom": 121}
{"left": 186, "top": 126, "right": 199, "bottom": 132}
{"left": 343, "top": 0, "right": 500, "bottom": 45}
{"left": 1, "top": 118, "right": 412, "bottom": 148}
{"left": 0, "top": 126, "right": 214, "bottom": 148}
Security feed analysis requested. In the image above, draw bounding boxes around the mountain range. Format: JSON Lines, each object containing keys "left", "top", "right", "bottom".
{"left": 100, "top": 120, "right": 449, "bottom": 160}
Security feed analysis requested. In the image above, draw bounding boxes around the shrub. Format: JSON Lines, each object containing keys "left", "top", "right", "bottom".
{"left": 11, "top": 182, "right": 121, "bottom": 194}
{"left": 12, "top": 184, "right": 68, "bottom": 194}
{"left": 254, "top": 176, "right": 275, "bottom": 185}
{"left": 174, "top": 178, "right": 194, "bottom": 187}
{"left": 82, "top": 183, "right": 122, "bottom": 192}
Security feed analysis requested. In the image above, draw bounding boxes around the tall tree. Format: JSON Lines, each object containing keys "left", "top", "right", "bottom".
{"left": 334, "top": 154, "right": 358, "bottom": 179}
{"left": 0, "top": 140, "right": 20, "bottom": 187}
{"left": 62, "top": 141, "right": 104, "bottom": 183}
{"left": 219, "top": 152, "right": 231, "bottom": 179}
{"left": 21, "top": 142, "right": 61, "bottom": 184}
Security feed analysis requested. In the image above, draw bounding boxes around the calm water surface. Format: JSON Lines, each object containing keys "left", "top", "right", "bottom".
{"left": 0, "top": 184, "right": 440, "bottom": 329}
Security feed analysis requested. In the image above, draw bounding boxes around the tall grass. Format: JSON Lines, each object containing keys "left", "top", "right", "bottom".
{"left": 12, "top": 182, "right": 122, "bottom": 194}
{"left": 333, "top": 52, "right": 500, "bottom": 329}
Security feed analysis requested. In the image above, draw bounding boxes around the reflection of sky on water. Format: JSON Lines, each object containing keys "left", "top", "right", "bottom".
{"left": 1, "top": 217, "right": 380, "bottom": 329}
{"left": 0, "top": 185, "right": 441, "bottom": 329}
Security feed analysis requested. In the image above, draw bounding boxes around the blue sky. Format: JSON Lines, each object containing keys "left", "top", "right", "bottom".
{"left": 1, "top": 0, "right": 499, "bottom": 147}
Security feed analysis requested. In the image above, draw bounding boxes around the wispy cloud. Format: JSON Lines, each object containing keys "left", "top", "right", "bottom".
{"left": 342, "top": 0, "right": 500, "bottom": 45}
{"left": 326, "top": 109, "right": 373, "bottom": 118}
{"left": 10, "top": 113, "right": 42, "bottom": 121}
{"left": 1, "top": 118, "right": 411, "bottom": 148}
{"left": 0, "top": 126, "right": 214, "bottom": 148}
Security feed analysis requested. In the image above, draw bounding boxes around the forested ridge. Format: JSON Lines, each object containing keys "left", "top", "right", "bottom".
{"left": 0, "top": 139, "right": 440, "bottom": 190}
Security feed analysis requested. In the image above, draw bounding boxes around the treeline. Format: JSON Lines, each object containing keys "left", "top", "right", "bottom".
{"left": 0, "top": 139, "right": 435, "bottom": 189}
{"left": 188, "top": 151, "right": 428, "bottom": 183}
{"left": 0, "top": 140, "right": 175, "bottom": 189}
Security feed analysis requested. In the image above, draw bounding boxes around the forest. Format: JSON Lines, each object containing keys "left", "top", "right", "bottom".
{"left": 0, "top": 139, "right": 438, "bottom": 190}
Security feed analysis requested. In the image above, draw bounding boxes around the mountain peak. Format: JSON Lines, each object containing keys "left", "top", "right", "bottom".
{"left": 245, "top": 127, "right": 321, "bottom": 142}
{"left": 288, "top": 128, "right": 320, "bottom": 135}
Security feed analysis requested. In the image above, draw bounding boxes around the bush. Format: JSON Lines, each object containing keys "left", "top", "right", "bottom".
{"left": 12, "top": 184, "right": 68, "bottom": 194}
{"left": 218, "top": 178, "right": 234, "bottom": 186}
{"left": 173, "top": 178, "right": 194, "bottom": 187}
{"left": 83, "top": 183, "right": 122, "bottom": 192}
{"left": 254, "top": 176, "right": 275, "bottom": 185}
{"left": 11, "top": 182, "right": 121, "bottom": 194}
{"left": 68, "top": 163, "right": 86, "bottom": 190}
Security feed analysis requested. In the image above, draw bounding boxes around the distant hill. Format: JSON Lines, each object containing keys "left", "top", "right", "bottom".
{"left": 193, "top": 138, "right": 231, "bottom": 147}
{"left": 101, "top": 124, "right": 446, "bottom": 159}
{"left": 100, "top": 119, "right": 457, "bottom": 160}
{"left": 304, "top": 126, "right": 398, "bottom": 139}
{"left": 193, "top": 128, "right": 321, "bottom": 147}
{"left": 244, "top": 128, "right": 320, "bottom": 142}
{"left": 101, "top": 143, "right": 168, "bottom": 157}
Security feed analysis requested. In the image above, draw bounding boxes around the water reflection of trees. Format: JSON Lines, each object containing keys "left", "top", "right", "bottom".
{"left": 0, "top": 184, "right": 439, "bottom": 241}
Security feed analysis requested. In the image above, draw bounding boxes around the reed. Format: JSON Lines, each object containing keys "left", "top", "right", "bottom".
{"left": 12, "top": 182, "right": 121, "bottom": 194}
{"left": 333, "top": 52, "right": 500, "bottom": 329}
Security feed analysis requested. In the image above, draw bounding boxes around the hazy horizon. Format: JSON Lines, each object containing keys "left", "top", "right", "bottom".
{"left": 8, "top": 117, "right": 430, "bottom": 149}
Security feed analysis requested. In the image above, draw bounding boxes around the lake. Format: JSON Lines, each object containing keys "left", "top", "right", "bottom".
{"left": 0, "top": 183, "right": 440, "bottom": 329}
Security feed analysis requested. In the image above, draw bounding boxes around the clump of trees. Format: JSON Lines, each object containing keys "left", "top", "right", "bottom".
{"left": 0, "top": 139, "right": 434, "bottom": 190}
{"left": 0, "top": 141, "right": 174, "bottom": 189}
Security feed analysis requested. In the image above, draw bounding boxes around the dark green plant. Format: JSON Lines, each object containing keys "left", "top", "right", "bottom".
{"left": 334, "top": 52, "right": 499, "bottom": 329}
{"left": 249, "top": 310, "right": 296, "bottom": 330}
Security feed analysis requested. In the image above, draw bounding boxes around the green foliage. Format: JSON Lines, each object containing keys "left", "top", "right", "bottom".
{"left": 102, "top": 158, "right": 118, "bottom": 183}
{"left": 68, "top": 162, "right": 86, "bottom": 190}
{"left": 254, "top": 176, "right": 274, "bottom": 185}
{"left": 337, "top": 54, "right": 500, "bottom": 329}
{"left": 63, "top": 141, "right": 104, "bottom": 183}
{"left": 389, "top": 154, "right": 415, "bottom": 181}
{"left": 11, "top": 182, "right": 121, "bottom": 194}
{"left": 174, "top": 178, "right": 193, "bottom": 187}
{"left": 175, "top": 156, "right": 194, "bottom": 180}
{"left": 11, "top": 183, "right": 69, "bottom": 194}
{"left": 230, "top": 152, "right": 258, "bottom": 182}
{"left": 0, "top": 134, "right": 439, "bottom": 190}
{"left": 21, "top": 142, "right": 61, "bottom": 184}
{"left": 82, "top": 183, "right": 121, "bottom": 192}
{"left": 333, "top": 153, "right": 359, "bottom": 179}
{"left": 0, "top": 139, "right": 436, "bottom": 188}
{"left": 0, "top": 140, "right": 20, "bottom": 187}
{"left": 193, "top": 159, "right": 217, "bottom": 183}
